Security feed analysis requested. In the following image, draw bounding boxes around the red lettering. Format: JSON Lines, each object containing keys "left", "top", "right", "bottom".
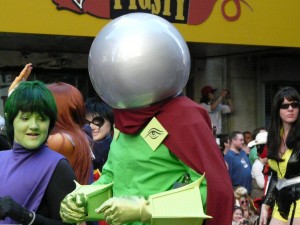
{"left": 83, "top": 0, "right": 110, "bottom": 18}
{"left": 52, "top": 0, "right": 252, "bottom": 25}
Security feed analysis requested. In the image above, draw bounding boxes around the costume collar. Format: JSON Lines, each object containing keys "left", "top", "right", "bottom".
{"left": 113, "top": 98, "right": 169, "bottom": 134}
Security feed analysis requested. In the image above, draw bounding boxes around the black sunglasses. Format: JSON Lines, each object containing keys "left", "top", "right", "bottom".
{"left": 85, "top": 116, "right": 105, "bottom": 127}
{"left": 280, "top": 102, "right": 300, "bottom": 109}
{"left": 240, "top": 199, "right": 249, "bottom": 205}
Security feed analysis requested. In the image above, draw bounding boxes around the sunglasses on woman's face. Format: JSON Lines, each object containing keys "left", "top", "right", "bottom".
{"left": 240, "top": 199, "right": 249, "bottom": 205}
{"left": 280, "top": 102, "right": 300, "bottom": 109}
{"left": 85, "top": 116, "right": 105, "bottom": 127}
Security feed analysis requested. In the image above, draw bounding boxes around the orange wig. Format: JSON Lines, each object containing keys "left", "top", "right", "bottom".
{"left": 47, "top": 82, "right": 92, "bottom": 184}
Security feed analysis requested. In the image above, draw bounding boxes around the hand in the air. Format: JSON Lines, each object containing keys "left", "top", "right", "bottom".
{"left": 8, "top": 63, "right": 33, "bottom": 96}
{"left": 96, "top": 196, "right": 152, "bottom": 225}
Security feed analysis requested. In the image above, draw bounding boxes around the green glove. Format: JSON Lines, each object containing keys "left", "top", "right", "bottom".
{"left": 60, "top": 181, "right": 86, "bottom": 223}
{"left": 96, "top": 196, "right": 152, "bottom": 225}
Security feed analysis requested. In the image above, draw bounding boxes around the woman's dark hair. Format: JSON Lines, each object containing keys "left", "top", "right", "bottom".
{"left": 267, "top": 87, "right": 300, "bottom": 161}
{"left": 219, "top": 133, "right": 229, "bottom": 151}
{"left": 252, "top": 127, "right": 266, "bottom": 140}
{"left": 4, "top": 81, "right": 57, "bottom": 144}
{"left": 233, "top": 205, "right": 244, "bottom": 216}
{"left": 85, "top": 97, "right": 114, "bottom": 131}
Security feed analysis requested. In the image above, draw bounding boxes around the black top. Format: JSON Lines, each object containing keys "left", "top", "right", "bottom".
{"left": 34, "top": 159, "right": 76, "bottom": 225}
{"left": 0, "top": 135, "right": 11, "bottom": 151}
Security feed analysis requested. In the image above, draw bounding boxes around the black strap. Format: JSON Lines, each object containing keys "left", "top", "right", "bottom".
{"left": 289, "top": 186, "right": 297, "bottom": 225}
{"left": 289, "top": 200, "right": 296, "bottom": 225}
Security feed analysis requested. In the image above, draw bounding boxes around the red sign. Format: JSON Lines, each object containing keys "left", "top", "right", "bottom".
{"left": 52, "top": 0, "right": 252, "bottom": 25}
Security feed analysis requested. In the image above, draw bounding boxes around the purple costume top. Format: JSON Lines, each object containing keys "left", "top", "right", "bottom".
{"left": 0, "top": 143, "right": 64, "bottom": 224}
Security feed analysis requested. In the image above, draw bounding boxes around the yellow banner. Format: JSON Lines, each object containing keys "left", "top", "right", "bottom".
{"left": 1, "top": 0, "right": 299, "bottom": 47}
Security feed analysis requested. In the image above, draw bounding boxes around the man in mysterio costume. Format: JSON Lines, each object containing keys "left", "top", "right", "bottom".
{"left": 60, "top": 13, "right": 234, "bottom": 225}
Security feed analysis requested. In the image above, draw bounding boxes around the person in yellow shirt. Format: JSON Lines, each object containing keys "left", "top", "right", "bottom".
{"left": 260, "top": 87, "right": 300, "bottom": 225}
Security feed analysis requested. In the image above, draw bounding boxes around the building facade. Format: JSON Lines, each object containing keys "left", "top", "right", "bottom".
{"left": 0, "top": 0, "right": 300, "bottom": 134}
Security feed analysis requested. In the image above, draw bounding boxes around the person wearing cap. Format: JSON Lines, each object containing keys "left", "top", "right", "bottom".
{"left": 249, "top": 132, "right": 268, "bottom": 200}
{"left": 248, "top": 127, "right": 267, "bottom": 165}
{"left": 200, "top": 85, "right": 233, "bottom": 136}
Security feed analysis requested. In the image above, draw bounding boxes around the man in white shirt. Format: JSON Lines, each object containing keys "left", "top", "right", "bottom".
{"left": 248, "top": 131, "right": 268, "bottom": 200}
{"left": 200, "top": 85, "right": 233, "bottom": 135}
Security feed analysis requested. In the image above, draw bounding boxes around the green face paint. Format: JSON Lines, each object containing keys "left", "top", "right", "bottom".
{"left": 13, "top": 111, "right": 50, "bottom": 149}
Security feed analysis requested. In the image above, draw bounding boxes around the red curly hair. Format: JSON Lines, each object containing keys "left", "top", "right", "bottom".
{"left": 47, "top": 82, "right": 91, "bottom": 184}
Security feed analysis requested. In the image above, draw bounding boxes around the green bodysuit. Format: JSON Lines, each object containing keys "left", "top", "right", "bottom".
{"left": 94, "top": 128, "right": 207, "bottom": 225}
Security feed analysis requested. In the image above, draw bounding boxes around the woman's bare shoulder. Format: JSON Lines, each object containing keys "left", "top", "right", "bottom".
{"left": 47, "top": 133, "right": 74, "bottom": 155}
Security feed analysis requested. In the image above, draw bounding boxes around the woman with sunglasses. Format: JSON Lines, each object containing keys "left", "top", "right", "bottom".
{"left": 260, "top": 87, "right": 300, "bottom": 225}
{"left": 84, "top": 97, "right": 114, "bottom": 177}
{"left": 234, "top": 186, "right": 258, "bottom": 224}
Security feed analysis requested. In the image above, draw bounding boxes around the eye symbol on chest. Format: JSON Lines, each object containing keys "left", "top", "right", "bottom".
{"left": 145, "top": 128, "right": 164, "bottom": 139}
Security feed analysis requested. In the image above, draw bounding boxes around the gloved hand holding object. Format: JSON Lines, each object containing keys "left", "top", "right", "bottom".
{"left": 96, "top": 176, "right": 210, "bottom": 225}
{"left": 60, "top": 191, "right": 86, "bottom": 223}
{"left": 60, "top": 181, "right": 86, "bottom": 223}
{"left": 0, "top": 196, "right": 35, "bottom": 225}
{"left": 96, "top": 196, "right": 151, "bottom": 225}
{"left": 61, "top": 176, "right": 208, "bottom": 225}
{"left": 60, "top": 181, "right": 113, "bottom": 223}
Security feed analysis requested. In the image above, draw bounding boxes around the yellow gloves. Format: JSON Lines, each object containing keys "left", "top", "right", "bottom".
{"left": 60, "top": 181, "right": 114, "bottom": 223}
{"left": 96, "top": 196, "right": 152, "bottom": 225}
{"left": 60, "top": 180, "right": 151, "bottom": 224}
{"left": 60, "top": 181, "right": 86, "bottom": 223}
{"left": 8, "top": 63, "right": 32, "bottom": 96}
